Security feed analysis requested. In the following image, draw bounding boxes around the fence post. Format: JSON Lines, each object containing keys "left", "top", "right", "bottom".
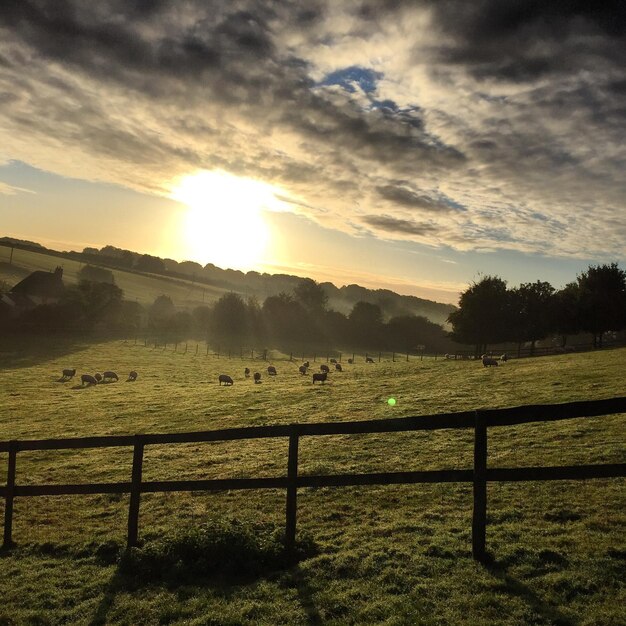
{"left": 472, "top": 411, "right": 488, "bottom": 562}
{"left": 3, "top": 441, "right": 18, "bottom": 549}
{"left": 127, "top": 436, "right": 145, "bottom": 549}
{"left": 285, "top": 430, "right": 299, "bottom": 555}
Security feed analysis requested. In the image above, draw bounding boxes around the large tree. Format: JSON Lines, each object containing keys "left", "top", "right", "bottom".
{"left": 447, "top": 276, "right": 509, "bottom": 356}
{"left": 576, "top": 263, "right": 626, "bottom": 347}
{"left": 508, "top": 281, "right": 555, "bottom": 355}
{"left": 349, "top": 301, "right": 384, "bottom": 348}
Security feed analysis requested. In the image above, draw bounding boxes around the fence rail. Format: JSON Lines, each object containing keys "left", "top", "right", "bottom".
{"left": 2, "top": 397, "right": 625, "bottom": 561}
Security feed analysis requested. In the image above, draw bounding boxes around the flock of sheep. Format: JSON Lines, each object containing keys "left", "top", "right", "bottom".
{"left": 218, "top": 358, "right": 358, "bottom": 386}
{"left": 59, "top": 368, "right": 138, "bottom": 385}
{"left": 59, "top": 352, "right": 507, "bottom": 389}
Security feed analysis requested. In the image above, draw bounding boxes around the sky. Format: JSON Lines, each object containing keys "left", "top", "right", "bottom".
{"left": 0, "top": 1, "right": 624, "bottom": 305}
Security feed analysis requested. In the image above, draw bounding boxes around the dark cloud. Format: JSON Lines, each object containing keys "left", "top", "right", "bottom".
{"left": 377, "top": 185, "right": 457, "bottom": 213}
{"left": 362, "top": 215, "right": 439, "bottom": 237}
{"left": 428, "top": 0, "right": 626, "bottom": 82}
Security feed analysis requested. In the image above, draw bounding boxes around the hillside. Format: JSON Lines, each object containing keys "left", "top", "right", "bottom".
{"left": 0, "top": 240, "right": 456, "bottom": 323}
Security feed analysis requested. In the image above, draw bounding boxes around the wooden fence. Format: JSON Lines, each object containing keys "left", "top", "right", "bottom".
{"left": 1, "top": 397, "right": 625, "bottom": 561}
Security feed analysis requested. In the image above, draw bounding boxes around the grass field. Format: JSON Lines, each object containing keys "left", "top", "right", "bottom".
{"left": 0, "top": 339, "right": 625, "bottom": 625}
{"left": 0, "top": 245, "right": 228, "bottom": 309}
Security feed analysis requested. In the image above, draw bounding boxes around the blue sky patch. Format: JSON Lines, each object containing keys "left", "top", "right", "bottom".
{"left": 320, "top": 66, "right": 383, "bottom": 94}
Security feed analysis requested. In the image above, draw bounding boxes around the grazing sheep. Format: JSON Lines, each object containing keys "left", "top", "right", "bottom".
{"left": 329, "top": 358, "right": 337, "bottom": 364}
{"left": 298, "top": 365, "right": 308, "bottom": 375}
{"left": 219, "top": 374, "right": 234, "bottom": 386}
{"left": 335, "top": 363, "right": 342, "bottom": 372}
{"left": 482, "top": 355, "right": 499, "bottom": 367}
{"left": 81, "top": 374, "right": 97, "bottom": 386}
{"left": 320, "top": 364, "right": 330, "bottom": 373}
{"left": 253, "top": 372, "right": 262, "bottom": 384}
{"left": 347, "top": 358, "right": 354, "bottom": 364}
{"left": 312, "top": 371, "right": 327, "bottom": 384}
{"left": 102, "top": 371, "right": 118, "bottom": 382}
{"left": 128, "top": 370, "right": 138, "bottom": 381}
{"left": 94, "top": 373, "right": 103, "bottom": 382}
{"left": 366, "top": 357, "right": 374, "bottom": 363}
{"left": 500, "top": 353, "right": 509, "bottom": 362}
{"left": 303, "top": 361, "right": 310, "bottom": 368}
{"left": 244, "top": 367, "right": 251, "bottom": 377}
{"left": 61, "top": 368, "right": 76, "bottom": 380}
{"left": 267, "top": 365, "right": 277, "bottom": 376}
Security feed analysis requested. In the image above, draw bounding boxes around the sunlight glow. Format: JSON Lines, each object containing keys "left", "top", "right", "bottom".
{"left": 170, "top": 170, "right": 287, "bottom": 270}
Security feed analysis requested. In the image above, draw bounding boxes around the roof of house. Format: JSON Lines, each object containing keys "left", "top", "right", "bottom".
{"left": 10, "top": 266, "right": 65, "bottom": 299}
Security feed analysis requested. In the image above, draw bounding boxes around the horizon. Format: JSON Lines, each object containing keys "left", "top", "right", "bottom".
{"left": 1, "top": 3, "right": 624, "bottom": 306}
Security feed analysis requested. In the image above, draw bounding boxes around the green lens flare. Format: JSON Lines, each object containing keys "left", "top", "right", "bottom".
{"left": 387, "top": 397, "right": 396, "bottom": 406}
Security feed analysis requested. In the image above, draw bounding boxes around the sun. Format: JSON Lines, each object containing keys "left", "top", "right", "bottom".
{"left": 170, "top": 170, "right": 283, "bottom": 270}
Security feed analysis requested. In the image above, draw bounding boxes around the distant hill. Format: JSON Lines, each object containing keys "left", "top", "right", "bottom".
{"left": 0, "top": 239, "right": 456, "bottom": 325}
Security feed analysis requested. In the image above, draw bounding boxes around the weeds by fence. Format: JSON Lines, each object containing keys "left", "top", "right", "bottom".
{"left": 2, "top": 397, "right": 625, "bottom": 561}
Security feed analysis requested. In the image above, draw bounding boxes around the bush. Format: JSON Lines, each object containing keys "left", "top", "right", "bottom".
{"left": 118, "top": 518, "right": 316, "bottom": 587}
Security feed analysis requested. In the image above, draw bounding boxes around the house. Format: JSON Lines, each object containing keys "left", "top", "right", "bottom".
{"left": 0, "top": 266, "right": 65, "bottom": 314}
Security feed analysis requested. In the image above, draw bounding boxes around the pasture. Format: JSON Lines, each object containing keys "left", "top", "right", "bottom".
{"left": 0, "top": 339, "right": 625, "bottom": 625}
{"left": 0, "top": 245, "right": 227, "bottom": 308}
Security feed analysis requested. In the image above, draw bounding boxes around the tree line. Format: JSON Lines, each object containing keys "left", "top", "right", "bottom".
{"left": 0, "top": 268, "right": 453, "bottom": 353}
{"left": 448, "top": 263, "right": 626, "bottom": 355}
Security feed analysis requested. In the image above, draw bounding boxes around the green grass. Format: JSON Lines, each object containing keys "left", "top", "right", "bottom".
{"left": 0, "top": 340, "right": 625, "bottom": 625}
{"left": 0, "top": 245, "right": 228, "bottom": 308}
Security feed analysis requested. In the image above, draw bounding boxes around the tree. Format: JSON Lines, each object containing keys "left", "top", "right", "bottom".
{"left": 508, "top": 281, "right": 555, "bottom": 355}
{"left": 293, "top": 278, "right": 328, "bottom": 313}
{"left": 349, "top": 301, "right": 383, "bottom": 348}
{"left": 148, "top": 295, "right": 175, "bottom": 335}
{"left": 210, "top": 293, "right": 249, "bottom": 346}
{"left": 385, "top": 315, "right": 450, "bottom": 353}
{"left": 576, "top": 263, "right": 626, "bottom": 347}
{"left": 262, "top": 292, "right": 308, "bottom": 348}
{"left": 136, "top": 254, "right": 165, "bottom": 274}
{"left": 447, "top": 276, "right": 509, "bottom": 355}
{"left": 78, "top": 264, "right": 115, "bottom": 284}
{"left": 553, "top": 283, "right": 580, "bottom": 346}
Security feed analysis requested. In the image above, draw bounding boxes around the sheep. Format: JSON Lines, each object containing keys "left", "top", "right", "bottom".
{"left": 320, "top": 364, "right": 330, "bottom": 373}
{"left": 267, "top": 365, "right": 277, "bottom": 376}
{"left": 94, "top": 373, "right": 103, "bottom": 382}
{"left": 128, "top": 370, "right": 138, "bottom": 381}
{"left": 303, "top": 361, "right": 310, "bottom": 368}
{"left": 61, "top": 368, "right": 76, "bottom": 380}
{"left": 298, "top": 365, "right": 308, "bottom": 375}
{"left": 219, "top": 374, "right": 234, "bottom": 386}
{"left": 482, "top": 355, "right": 499, "bottom": 367}
{"left": 366, "top": 356, "right": 375, "bottom": 363}
{"left": 347, "top": 358, "right": 354, "bottom": 364}
{"left": 500, "top": 353, "right": 509, "bottom": 362}
{"left": 329, "top": 358, "right": 337, "bottom": 364}
{"left": 335, "top": 363, "right": 342, "bottom": 372}
{"left": 244, "top": 367, "right": 251, "bottom": 377}
{"left": 312, "top": 371, "right": 327, "bottom": 384}
{"left": 253, "top": 372, "right": 262, "bottom": 384}
{"left": 81, "top": 374, "right": 97, "bottom": 386}
{"left": 102, "top": 371, "right": 118, "bottom": 382}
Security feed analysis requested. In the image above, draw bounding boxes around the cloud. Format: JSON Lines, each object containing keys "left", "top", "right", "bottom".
{"left": 362, "top": 215, "right": 439, "bottom": 237}
{"left": 0, "top": 1, "right": 624, "bottom": 262}
{"left": 0, "top": 180, "right": 35, "bottom": 195}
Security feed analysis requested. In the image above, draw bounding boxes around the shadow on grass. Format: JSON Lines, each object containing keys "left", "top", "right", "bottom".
{"left": 0, "top": 334, "right": 90, "bottom": 371}
{"left": 486, "top": 559, "right": 576, "bottom": 626}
